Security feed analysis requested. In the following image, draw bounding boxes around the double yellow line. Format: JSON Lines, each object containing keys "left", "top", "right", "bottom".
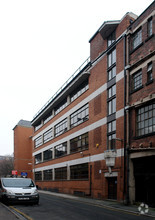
{"left": 9, "top": 206, "right": 33, "bottom": 220}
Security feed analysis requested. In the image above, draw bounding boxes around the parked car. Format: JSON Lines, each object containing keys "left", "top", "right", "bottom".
{"left": 0, "top": 177, "right": 39, "bottom": 205}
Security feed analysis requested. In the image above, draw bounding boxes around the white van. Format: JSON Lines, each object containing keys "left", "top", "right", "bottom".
{"left": 0, "top": 177, "right": 39, "bottom": 205}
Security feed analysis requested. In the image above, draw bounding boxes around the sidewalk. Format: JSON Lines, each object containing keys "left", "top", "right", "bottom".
{"left": 39, "top": 190, "right": 155, "bottom": 218}
{"left": 0, "top": 202, "right": 19, "bottom": 219}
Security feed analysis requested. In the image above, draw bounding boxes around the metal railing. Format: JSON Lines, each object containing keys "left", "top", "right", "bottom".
{"left": 33, "top": 57, "right": 90, "bottom": 120}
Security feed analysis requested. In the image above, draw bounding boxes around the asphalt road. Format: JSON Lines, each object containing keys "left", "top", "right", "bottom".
{"left": 10, "top": 192, "right": 151, "bottom": 220}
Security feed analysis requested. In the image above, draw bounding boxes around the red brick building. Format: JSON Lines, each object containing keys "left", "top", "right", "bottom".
{"left": 127, "top": 2, "right": 155, "bottom": 207}
{"left": 14, "top": 2, "right": 155, "bottom": 206}
{"left": 31, "top": 11, "right": 137, "bottom": 202}
{"left": 13, "top": 120, "right": 33, "bottom": 178}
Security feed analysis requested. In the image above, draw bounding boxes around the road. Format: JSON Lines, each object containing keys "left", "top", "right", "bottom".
{"left": 9, "top": 192, "right": 151, "bottom": 220}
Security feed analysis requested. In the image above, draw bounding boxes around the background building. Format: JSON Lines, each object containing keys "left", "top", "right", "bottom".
{"left": 13, "top": 120, "right": 33, "bottom": 178}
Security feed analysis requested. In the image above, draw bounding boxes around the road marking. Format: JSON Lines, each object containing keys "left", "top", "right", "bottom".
{"left": 9, "top": 206, "right": 33, "bottom": 220}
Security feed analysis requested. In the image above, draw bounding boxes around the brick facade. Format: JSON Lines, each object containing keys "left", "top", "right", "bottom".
{"left": 14, "top": 2, "right": 155, "bottom": 206}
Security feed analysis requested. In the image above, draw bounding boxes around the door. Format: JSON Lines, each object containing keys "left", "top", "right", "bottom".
{"left": 108, "top": 177, "right": 117, "bottom": 200}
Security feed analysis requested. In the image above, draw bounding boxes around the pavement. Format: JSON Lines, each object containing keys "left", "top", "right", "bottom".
{"left": 0, "top": 202, "right": 19, "bottom": 219}
{"left": 0, "top": 190, "right": 155, "bottom": 219}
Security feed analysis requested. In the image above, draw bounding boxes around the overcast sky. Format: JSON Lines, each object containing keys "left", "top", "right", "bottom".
{"left": 0, "top": 0, "right": 153, "bottom": 156}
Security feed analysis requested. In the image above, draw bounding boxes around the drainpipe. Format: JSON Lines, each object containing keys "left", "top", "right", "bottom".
{"left": 124, "top": 33, "right": 130, "bottom": 205}
{"left": 123, "top": 34, "right": 128, "bottom": 204}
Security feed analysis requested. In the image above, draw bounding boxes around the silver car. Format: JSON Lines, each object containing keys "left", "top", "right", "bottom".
{"left": 0, "top": 177, "right": 39, "bottom": 205}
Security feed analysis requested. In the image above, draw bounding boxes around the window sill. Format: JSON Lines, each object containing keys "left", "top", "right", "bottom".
{"left": 130, "top": 42, "right": 143, "bottom": 55}
{"left": 146, "top": 79, "right": 154, "bottom": 86}
{"left": 145, "top": 34, "right": 154, "bottom": 43}
{"left": 133, "top": 131, "right": 155, "bottom": 140}
{"left": 130, "top": 85, "right": 143, "bottom": 94}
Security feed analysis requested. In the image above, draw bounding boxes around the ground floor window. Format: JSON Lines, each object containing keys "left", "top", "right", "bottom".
{"left": 35, "top": 171, "right": 42, "bottom": 181}
{"left": 70, "top": 163, "right": 88, "bottom": 180}
{"left": 43, "top": 169, "right": 53, "bottom": 181}
{"left": 55, "top": 167, "right": 67, "bottom": 180}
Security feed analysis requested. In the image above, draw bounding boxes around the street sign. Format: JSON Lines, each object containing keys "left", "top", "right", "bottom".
{"left": 12, "top": 170, "right": 18, "bottom": 175}
{"left": 21, "top": 172, "right": 27, "bottom": 177}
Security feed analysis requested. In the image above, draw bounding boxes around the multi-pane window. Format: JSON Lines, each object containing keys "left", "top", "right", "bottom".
{"left": 55, "top": 142, "right": 67, "bottom": 158}
{"left": 43, "top": 149, "right": 53, "bottom": 161}
{"left": 43, "top": 169, "right": 53, "bottom": 181}
{"left": 43, "top": 128, "right": 53, "bottom": 143}
{"left": 108, "top": 120, "right": 116, "bottom": 133}
{"left": 70, "top": 80, "right": 89, "bottom": 102}
{"left": 55, "top": 167, "right": 67, "bottom": 180}
{"left": 70, "top": 104, "right": 89, "bottom": 128}
{"left": 108, "top": 85, "right": 116, "bottom": 99}
{"left": 55, "top": 99, "right": 67, "bottom": 115}
{"left": 107, "top": 133, "right": 116, "bottom": 150}
{"left": 132, "top": 28, "right": 142, "bottom": 50}
{"left": 35, "top": 153, "right": 42, "bottom": 164}
{"left": 54, "top": 118, "right": 67, "bottom": 137}
{"left": 108, "top": 98, "right": 116, "bottom": 115}
{"left": 70, "top": 133, "right": 88, "bottom": 153}
{"left": 136, "top": 102, "right": 155, "bottom": 136}
{"left": 147, "top": 62, "right": 153, "bottom": 83}
{"left": 34, "top": 121, "right": 42, "bottom": 131}
{"left": 107, "top": 31, "right": 116, "bottom": 47}
{"left": 132, "top": 70, "right": 142, "bottom": 90}
{"left": 35, "top": 171, "right": 42, "bottom": 181}
{"left": 148, "top": 17, "right": 153, "bottom": 37}
{"left": 70, "top": 163, "right": 88, "bottom": 180}
{"left": 34, "top": 136, "right": 42, "bottom": 148}
{"left": 43, "top": 112, "right": 53, "bottom": 124}
{"left": 108, "top": 66, "right": 116, "bottom": 81}
{"left": 108, "top": 49, "right": 116, "bottom": 68}
{"left": 107, "top": 120, "right": 116, "bottom": 150}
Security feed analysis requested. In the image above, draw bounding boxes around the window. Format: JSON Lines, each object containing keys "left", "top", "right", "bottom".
{"left": 108, "top": 98, "right": 116, "bottom": 115}
{"left": 34, "top": 121, "right": 42, "bottom": 131}
{"left": 108, "top": 49, "right": 116, "bottom": 68}
{"left": 132, "top": 28, "right": 142, "bottom": 50}
{"left": 147, "top": 62, "right": 153, "bottom": 83}
{"left": 107, "top": 120, "right": 116, "bottom": 150}
{"left": 148, "top": 18, "right": 153, "bottom": 37}
{"left": 43, "top": 169, "right": 53, "bottom": 181}
{"left": 70, "top": 133, "right": 88, "bottom": 153}
{"left": 108, "top": 66, "right": 116, "bottom": 81}
{"left": 107, "top": 31, "right": 116, "bottom": 47}
{"left": 70, "top": 163, "right": 88, "bottom": 180}
{"left": 108, "top": 85, "right": 116, "bottom": 99}
{"left": 43, "top": 149, "right": 53, "bottom": 161}
{"left": 34, "top": 136, "right": 42, "bottom": 148}
{"left": 55, "top": 99, "right": 67, "bottom": 115}
{"left": 136, "top": 102, "right": 155, "bottom": 136}
{"left": 35, "top": 171, "right": 42, "bottom": 181}
{"left": 132, "top": 70, "right": 142, "bottom": 91}
{"left": 43, "top": 112, "right": 53, "bottom": 124}
{"left": 70, "top": 104, "right": 89, "bottom": 128}
{"left": 70, "top": 80, "right": 88, "bottom": 102}
{"left": 35, "top": 153, "right": 42, "bottom": 164}
{"left": 55, "top": 167, "right": 67, "bottom": 180}
{"left": 55, "top": 142, "right": 67, "bottom": 158}
{"left": 108, "top": 120, "right": 116, "bottom": 133}
{"left": 43, "top": 128, "right": 53, "bottom": 143}
{"left": 54, "top": 118, "right": 67, "bottom": 137}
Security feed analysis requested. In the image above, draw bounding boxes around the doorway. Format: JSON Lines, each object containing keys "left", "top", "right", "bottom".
{"left": 108, "top": 177, "right": 117, "bottom": 200}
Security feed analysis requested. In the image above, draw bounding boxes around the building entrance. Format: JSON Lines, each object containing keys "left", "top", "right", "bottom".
{"left": 133, "top": 156, "right": 155, "bottom": 207}
{"left": 107, "top": 177, "right": 117, "bottom": 200}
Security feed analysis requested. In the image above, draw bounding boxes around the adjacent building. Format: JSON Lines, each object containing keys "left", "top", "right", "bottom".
{"left": 14, "top": 2, "right": 155, "bottom": 206}
{"left": 13, "top": 120, "right": 33, "bottom": 178}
